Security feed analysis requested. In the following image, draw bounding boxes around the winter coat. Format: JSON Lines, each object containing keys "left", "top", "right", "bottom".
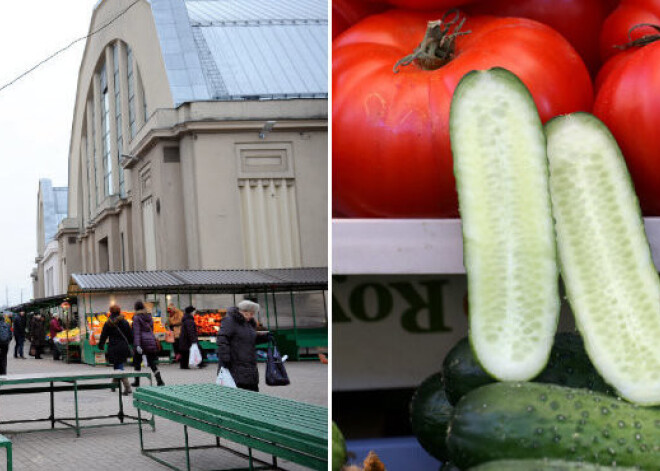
{"left": 98, "top": 314, "right": 133, "bottom": 365}
{"left": 178, "top": 312, "right": 199, "bottom": 351}
{"left": 12, "top": 314, "right": 26, "bottom": 338}
{"left": 167, "top": 307, "right": 184, "bottom": 339}
{"left": 216, "top": 307, "right": 261, "bottom": 388}
{"left": 132, "top": 310, "right": 159, "bottom": 354}
{"left": 29, "top": 316, "right": 47, "bottom": 346}
{"left": 49, "top": 318, "right": 63, "bottom": 340}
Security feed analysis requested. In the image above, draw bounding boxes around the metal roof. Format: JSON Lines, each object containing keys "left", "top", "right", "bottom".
{"left": 149, "top": 0, "right": 327, "bottom": 105}
{"left": 69, "top": 268, "right": 328, "bottom": 294}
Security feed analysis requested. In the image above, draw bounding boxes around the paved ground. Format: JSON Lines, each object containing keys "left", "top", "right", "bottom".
{"left": 0, "top": 346, "right": 328, "bottom": 471}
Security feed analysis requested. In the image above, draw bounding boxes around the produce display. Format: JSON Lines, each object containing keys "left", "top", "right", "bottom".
{"left": 84, "top": 310, "right": 225, "bottom": 340}
{"left": 194, "top": 311, "right": 225, "bottom": 336}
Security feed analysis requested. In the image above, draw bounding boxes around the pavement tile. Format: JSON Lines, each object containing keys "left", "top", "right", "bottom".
{"left": 0, "top": 345, "right": 328, "bottom": 471}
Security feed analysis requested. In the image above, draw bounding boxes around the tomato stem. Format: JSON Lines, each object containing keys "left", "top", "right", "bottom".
{"left": 393, "top": 10, "right": 470, "bottom": 73}
{"left": 616, "top": 23, "right": 660, "bottom": 49}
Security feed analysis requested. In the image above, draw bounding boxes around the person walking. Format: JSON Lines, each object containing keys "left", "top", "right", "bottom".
{"left": 29, "top": 314, "right": 47, "bottom": 359}
{"left": 216, "top": 300, "right": 270, "bottom": 392}
{"left": 131, "top": 301, "right": 165, "bottom": 387}
{"left": 97, "top": 305, "right": 134, "bottom": 395}
{"left": 12, "top": 311, "right": 26, "bottom": 359}
{"left": 166, "top": 303, "right": 183, "bottom": 363}
{"left": 0, "top": 314, "right": 12, "bottom": 375}
{"left": 179, "top": 306, "right": 206, "bottom": 369}
{"left": 49, "top": 313, "right": 64, "bottom": 360}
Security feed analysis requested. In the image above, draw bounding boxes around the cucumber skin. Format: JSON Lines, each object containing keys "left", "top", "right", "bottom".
{"left": 409, "top": 372, "right": 453, "bottom": 461}
{"left": 446, "top": 382, "right": 660, "bottom": 469}
{"left": 467, "top": 459, "right": 641, "bottom": 470}
{"left": 443, "top": 333, "right": 613, "bottom": 405}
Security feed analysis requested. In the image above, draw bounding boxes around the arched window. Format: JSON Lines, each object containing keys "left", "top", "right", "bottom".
{"left": 81, "top": 40, "right": 147, "bottom": 217}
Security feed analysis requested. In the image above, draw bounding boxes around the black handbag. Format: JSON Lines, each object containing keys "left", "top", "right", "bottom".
{"left": 265, "top": 337, "right": 290, "bottom": 386}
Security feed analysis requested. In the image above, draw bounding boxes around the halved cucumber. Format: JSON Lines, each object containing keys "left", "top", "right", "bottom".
{"left": 546, "top": 112, "right": 660, "bottom": 405}
{"left": 450, "top": 68, "right": 559, "bottom": 381}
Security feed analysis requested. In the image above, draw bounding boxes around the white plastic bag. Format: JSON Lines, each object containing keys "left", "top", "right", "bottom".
{"left": 216, "top": 366, "right": 237, "bottom": 388}
{"left": 189, "top": 343, "right": 202, "bottom": 367}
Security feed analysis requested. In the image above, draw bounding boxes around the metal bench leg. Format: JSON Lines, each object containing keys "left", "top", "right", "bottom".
{"left": 118, "top": 381, "right": 125, "bottom": 423}
{"left": 248, "top": 447, "right": 254, "bottom": 471}
{"left": 272, "top": 455, "right": 278, "bottom": 469}
{"left": 73, "top": 381, "right": 81, "bottom": 437}
{"left": 6, "top": 444, "right": 12, "bottom": 471}
{"left": 50, "top": 382, "right": 55, "bottom": 429}
{"left": 138, "top": 408, "right": 145, "bottom": 452}
{"left": 184, "top": 425, "right": 191, "bottom": 471}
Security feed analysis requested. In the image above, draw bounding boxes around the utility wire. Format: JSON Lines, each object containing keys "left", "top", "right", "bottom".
{"left": 0, "top": 0, "right": 141, "bottom": 94}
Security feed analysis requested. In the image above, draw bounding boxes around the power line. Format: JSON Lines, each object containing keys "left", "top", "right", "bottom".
{"left": 0, "top": 0, "right": 141, "bottom": 95}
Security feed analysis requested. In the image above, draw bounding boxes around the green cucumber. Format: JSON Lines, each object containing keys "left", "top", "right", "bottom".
{"left": 546, "top": 113, "right": 660, "bottom": 405}
{"left": 450, "top": 67, "right": 559, "bottom": 381}
{"left": 467, "top": 459, "right": 641, "bottom": 470}
{"left": 332, "top": 421, "right": 347, "bottom": 471}
{"left": 443, "top": 333, "right": 613, "bottom": 405}
{"left": 446, "top": 382, "right": 660, "bottom": 469}
{"left": 409, "top": 372, "right": 453, "bottom": 461}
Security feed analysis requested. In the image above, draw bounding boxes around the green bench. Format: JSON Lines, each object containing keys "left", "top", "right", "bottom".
{"left": 134, "top": 384, "right": 327, "bottom": 470}
{"left": 0, "top": 434, "right": 11, "bottom": 471}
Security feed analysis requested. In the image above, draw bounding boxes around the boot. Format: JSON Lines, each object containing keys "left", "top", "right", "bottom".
{"left": 110, "top": 378, "right": 119, "bottom": 392}
{"left": 131, "top": 377, "right": 140, "bottom": 387}
{"left": 155, "top": 371, "right": 165, "bottom": 386}
{"left": 121, "top": 377, "right": 132, "bottom": 395}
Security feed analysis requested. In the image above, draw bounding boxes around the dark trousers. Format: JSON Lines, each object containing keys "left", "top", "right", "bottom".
{"left": 14, "top": 336, "right": 24, "bottom": 358}
{"left": 133, "top": 352, "right": 159, "bottom": 372}
{"left": 0, "top": 343, "right": 8, "bottom": 375}
{"left": 50, "top": 340, "right": 61, "bottom": 360}
{"left": 237, "top": 382, "right": 259, "bottom": 392}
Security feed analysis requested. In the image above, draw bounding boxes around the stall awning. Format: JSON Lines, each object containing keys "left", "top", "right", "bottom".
{"left": 68, "top": 267, "right": 328, "bottom": 295}
{"left": 8, "top": 294, "right": 76, "bottom": 313}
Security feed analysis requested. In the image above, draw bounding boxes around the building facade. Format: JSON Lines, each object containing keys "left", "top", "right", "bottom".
{"left": 57, "top": 0, "right": 328, "bottom": 287}
{"left": 32, "top": 179, "right": 68, "bottom": 298}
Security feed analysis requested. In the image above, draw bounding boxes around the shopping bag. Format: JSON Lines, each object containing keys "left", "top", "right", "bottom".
{"left": 164, "top": 330, "right": 175, "bottom": 343}
{"left": 216, "top": 367, "right": 237, "bottom": 388}
{"left": 265, "top": 338, "right": 290, "bottom": 386}
{"left": 189, "top": 343, "right": 202, "bottom": 367}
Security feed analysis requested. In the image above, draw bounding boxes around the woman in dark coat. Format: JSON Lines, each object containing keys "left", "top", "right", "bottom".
{"left": 98, "top": 305, "right": 133, "bottom": 395}
{"left": 217, "top": 301, "right": 269, "bottom": 391}
{"left": 29, "top": 314, "right": 47, "bottom": 359}
{"left": 131, "top": 301, "right": 164, "bottom": 386}
{"left": 179, "top": 306, "right": 200, "bottom": 369}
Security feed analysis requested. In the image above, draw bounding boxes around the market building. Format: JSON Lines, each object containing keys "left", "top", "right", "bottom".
{"left": 57, "top": 0, "right": 328, "bottom": 285}
{"left": 32, "top": 179, "right": 68, "bottom": 299}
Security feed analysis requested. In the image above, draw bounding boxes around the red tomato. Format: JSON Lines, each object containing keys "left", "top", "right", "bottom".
{"left": 375, "top": 0, "right": 476, "bottom": 9}
{"left": 593, "top": 38, "right": 660, "bottom": 215}
{"left": 333, "top": 10, "right": 593, "bottom": 218}
{"left": 600, "top": 0, "right": 660, "bottom": 61}
{"left": 465, "top": 0, "right": 618, "bottom": 77}
{"left": 333, "top": 0, "right": 390, "bottom": 39}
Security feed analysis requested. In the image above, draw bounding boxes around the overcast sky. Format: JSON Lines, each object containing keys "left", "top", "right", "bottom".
{"left": 0, "top": 2, "right": 97, "bottom": 306}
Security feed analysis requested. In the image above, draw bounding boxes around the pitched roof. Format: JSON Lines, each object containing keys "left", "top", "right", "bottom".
{"left": 69, "top": 267, "right": 327, "bottom": 294}
{"left": 149, "top": 0, "right": 328, "bottom": 105}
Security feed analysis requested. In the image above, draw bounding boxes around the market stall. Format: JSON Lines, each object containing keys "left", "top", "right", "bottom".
{"left": 67, "top": 268, "right": 328, "bottom": 366}
{"left": 8, "top": 294, "right": 79, "bottom": 363}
